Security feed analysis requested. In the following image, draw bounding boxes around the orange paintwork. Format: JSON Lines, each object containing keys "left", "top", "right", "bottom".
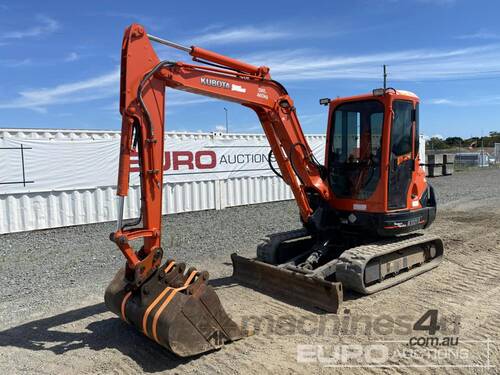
{"left": 113, "top": 24, "right": 429, "bottom": 276}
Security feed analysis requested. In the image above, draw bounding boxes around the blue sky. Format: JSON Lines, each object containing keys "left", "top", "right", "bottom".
{"left": 1, "top": 0, "right": 499, "bottom": 138}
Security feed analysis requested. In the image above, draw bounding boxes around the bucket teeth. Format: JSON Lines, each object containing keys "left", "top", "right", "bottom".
{"left": 105, "top": 260, "right": 242, "bottom": 357}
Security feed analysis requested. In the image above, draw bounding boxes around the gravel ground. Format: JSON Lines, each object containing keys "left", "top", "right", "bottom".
{"left": 0, "top": 195, "right": 301, "bottom": 319}
{"left": 0, "top": 167, "right": 499, "bottom": 374}
{"left": 428, "top": 167, "right": 500, "bottom": 206}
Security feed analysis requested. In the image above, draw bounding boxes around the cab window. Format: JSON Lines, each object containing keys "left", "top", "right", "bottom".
{"left": 391, "top": 101, "right": 413, "bottom": 156}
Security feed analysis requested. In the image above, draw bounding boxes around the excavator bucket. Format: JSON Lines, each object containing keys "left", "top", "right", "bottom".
{"left": 105, "top": 260, "right": 242, "bottom": 357}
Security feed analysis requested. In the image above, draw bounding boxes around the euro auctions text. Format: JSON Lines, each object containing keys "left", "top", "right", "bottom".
{"left": 291, "top": 310, "right": 494, "bottom": 369}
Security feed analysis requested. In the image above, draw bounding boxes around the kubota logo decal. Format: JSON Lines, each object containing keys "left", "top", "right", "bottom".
{"left": 200, "top": 77, "right": 230, "bottom": 89}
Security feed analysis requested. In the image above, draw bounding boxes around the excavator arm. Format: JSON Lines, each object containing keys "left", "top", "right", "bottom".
{"left": 112, "top": 24, "right": 330, "bottom": 284}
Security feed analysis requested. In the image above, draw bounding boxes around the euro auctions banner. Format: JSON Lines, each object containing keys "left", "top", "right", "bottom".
{"left": 0, "top": 134, "right": 326, "bottom": 195}
{"left": 0, "top": 138, "right": 118, "bottom": 194}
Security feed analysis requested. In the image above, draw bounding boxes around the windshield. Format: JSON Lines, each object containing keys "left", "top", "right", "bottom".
{"left": 329, "top": 100, "right": 384, "bottom": 199}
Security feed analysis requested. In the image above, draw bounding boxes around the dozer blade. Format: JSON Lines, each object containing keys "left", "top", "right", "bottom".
{"left": 231, "top": 253, "right": 343, "bottom": 313}
{"left": 105, "top": 260, "right": 242, "bottom": 357}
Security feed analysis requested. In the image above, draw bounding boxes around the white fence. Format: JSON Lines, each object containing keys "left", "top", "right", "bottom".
{"left": 0, "top": 129, "right": 325, "bottom": 234}
{"left": 0, "top": 129, "right": 428, "bottom": 234}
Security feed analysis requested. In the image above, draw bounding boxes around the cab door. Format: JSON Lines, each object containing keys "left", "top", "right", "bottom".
{"left": 388, "top": 100, "right": 416, "bottom": 210}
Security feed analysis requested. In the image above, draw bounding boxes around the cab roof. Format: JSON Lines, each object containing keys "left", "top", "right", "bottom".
{"left": 330, "top": 89, "right": 419, "bottom": 104}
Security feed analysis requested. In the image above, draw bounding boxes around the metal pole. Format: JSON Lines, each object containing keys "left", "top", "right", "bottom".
{"left": 383, "top": 65, "right": 387, "bottom": 90}
{"left": 224, "top": 107, "right": 229, "bottom": 133}
{"left": 147, "top": 34, "right": 192, "bottom": 53}
{"left": 116, "top": 196, "right": 125, "bottom": 231}
{"left": 20, "top": 144, "right": 26, "bottom": 187}
{"left": 481, "top": 129, "right": 484, "bottom": 166}
{"left": 458, "top": 140, "right": 462, "bottom": 170}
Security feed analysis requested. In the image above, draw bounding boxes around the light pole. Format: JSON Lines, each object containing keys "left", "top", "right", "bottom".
{"left": 224, "top": 107, "right": 229, "bottom": 133}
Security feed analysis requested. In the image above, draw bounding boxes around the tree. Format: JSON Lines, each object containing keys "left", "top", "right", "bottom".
{"left": 426, "top": 137, "right": 449, "bottom": 150}
{"left": 444, "top": 137, "right": 463, "bottom": 147}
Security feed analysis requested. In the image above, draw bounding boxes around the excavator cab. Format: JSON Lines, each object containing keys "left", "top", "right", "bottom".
{"left": 323, "top": 90, "right": 437, "bottom": 237}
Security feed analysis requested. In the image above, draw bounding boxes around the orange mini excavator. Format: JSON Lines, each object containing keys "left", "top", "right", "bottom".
{"left": 105, "top": 24, "right": 443, "bottom": 357}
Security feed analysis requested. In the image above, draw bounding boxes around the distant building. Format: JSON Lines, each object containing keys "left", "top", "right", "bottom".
{"left": 455, "top": 152, "right": 490, "bottom": 168}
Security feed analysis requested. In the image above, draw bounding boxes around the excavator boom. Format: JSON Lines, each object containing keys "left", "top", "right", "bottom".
{"left": 113, "top": 25, "right": 330, "bottom": 274}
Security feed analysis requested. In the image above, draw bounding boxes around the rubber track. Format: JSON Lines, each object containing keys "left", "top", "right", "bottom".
{"left": 336, "top": 233, "right": 444, "bottom": 295}
{"left": 256, "top": 228, "right": 309, "bottom": 264}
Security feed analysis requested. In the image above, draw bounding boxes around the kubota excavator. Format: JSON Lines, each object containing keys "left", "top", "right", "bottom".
{"left": 105, "top": 24, "right": 444, "bottom": 357}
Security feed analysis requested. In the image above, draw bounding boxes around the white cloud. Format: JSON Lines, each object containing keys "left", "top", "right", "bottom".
{"left": 427, "top": 96, "right": 500, "bottom": 107}
{"left": 431, "top": 134, "right": 445, "bottom": 139}
{"left": 0, "top": 15, "right": 59, "bottom": 40}
{"left": 188, "top": 26, "right": 290, "bottom": 45}
{"left": 239, "top": 44, "right": 500, "bottom": 81}
{"left": 414, "top": 0, "right": 456, "bottom": 5}
{"left": 385, "top": 0, "right": 456, "bottom": 5}
{"left": 5, "top": 41, "right": 500, "bottom": 113}
{"left": 64, "top": 52, "right": 79, "bottom": 62}
{"left": 457, "top": 30, "right": 500, "bottom": 40}
{"left": 1, "top": 52, "right": 82, "bottom": 67}
{"left": 0, "top": 58, "right": 32, "bottom": 67}
{"left": 427, "top": 98, "right": 454, "bottom": 105}
{"left": 100, "top": 12, "right": 163, "bottom": 31}
{"left": 0, "top": 70, "right": 216, "bottom": 112}
{"left": 0, "top": 70, "right": 119, "bottom": 112}
{"left": 298, "top": 113, "right": 326, "bottom": 125}
{"left": 214, "top": 125, "right": 226, "bottom": 132}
